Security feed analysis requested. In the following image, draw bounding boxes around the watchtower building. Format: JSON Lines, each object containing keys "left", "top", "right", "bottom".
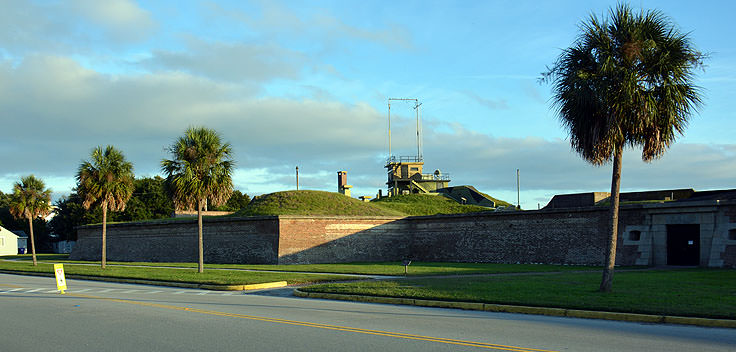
{"left": 384, "top": 98, "right": 450, "bottom": 196}
{"left": 385, "top": 156, "right": 450, "bottom": 196}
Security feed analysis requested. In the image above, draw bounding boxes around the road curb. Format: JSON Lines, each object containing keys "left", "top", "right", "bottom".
{"left": 0, "top": 269, "right": 287, "bottom": 291}
{"left": 293, "top": 289, "right": 736, "bottom": 329}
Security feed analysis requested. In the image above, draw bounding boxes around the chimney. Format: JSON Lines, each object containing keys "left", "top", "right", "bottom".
{"left": 337, "top": 171, "right": 352, "bottom": 197}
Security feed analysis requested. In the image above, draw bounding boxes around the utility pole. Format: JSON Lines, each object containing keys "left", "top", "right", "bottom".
{"left": 516, "top": 169, "right": 520, "bottom": 209}
{"left": 296, "top": 166, "right": 299, "bottom": 191}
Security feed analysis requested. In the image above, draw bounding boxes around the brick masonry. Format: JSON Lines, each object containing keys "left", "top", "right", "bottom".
{"left": 70, "top": 200, "right": 736, "bottom": 267}
{"left": 277, "top": 217, "right": 410, "bottom": 264}
{"left": 71, "top": 216, "right": 280, "bottom": 264}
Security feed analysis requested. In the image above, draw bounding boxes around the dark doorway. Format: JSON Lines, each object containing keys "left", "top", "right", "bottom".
{"left": 667, "top": 224, "right": 700, "bottom": 266}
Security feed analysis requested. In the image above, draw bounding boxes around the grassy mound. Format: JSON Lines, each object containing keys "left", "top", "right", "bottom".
{"left": 234, "top": 190, "right": 405, "bottom": 216}
{"left": 470, "top": 187, "right": 513, "bottom": 207}
{"left": 371, "top": 194, "right": 492, "bottom": 216}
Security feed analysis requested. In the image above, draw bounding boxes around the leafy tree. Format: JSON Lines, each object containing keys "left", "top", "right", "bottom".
{"left": 50, "top": 177, "right": 175, "bottom": 241}
{"left": 77, "top": 146, "right": 135, "bottom": 269}
{"left": 543, "top": 4, "right": 704, "bottom": 291}
{"left": 162, "top": 127, "right": 234, "bottom": 273}
{"left": 49, "top": 192, "right": 101, "bottom": 242}
{"left": 8, "top": 175, "right": 52, "bottom": 265}
{"left": 212, "top": 190, "right": 250, "bottom": 211}
{"left": 118, "top": 176, "right": 175, "bottom": 221}
{"left": 0, "top": 191, "right": 7, "bottom": 227}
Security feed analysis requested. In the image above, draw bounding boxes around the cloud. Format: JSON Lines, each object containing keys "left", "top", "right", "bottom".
{"left": 142, "top": 37, "right": 307, "bottom": 83}
{"left": 419, "top": 124, "right": 736, "bottom": 194}
{"left": 463, "top": 91, "right": 508, "bottom": 110}
{"left": 69, "top": 0, "right": 156, "bottom": 42}
{"left": 0, "top": 0, "right": 155, "bottom": 55}
{"left": 0, "top": 55, "right": 388, "bottom": 187}
{"left": 1, "top": 55, "right": 733, "bottom": 208}
{"left": 204, "top": 1, "right": 414, "bottom": 51}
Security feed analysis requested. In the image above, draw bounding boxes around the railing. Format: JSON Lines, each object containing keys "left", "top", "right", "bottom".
{"left": 419, "top": 173, "right": 451, "bottom": 181}
{"left": 386, "top": 155, "right": 423, "bottom": 164}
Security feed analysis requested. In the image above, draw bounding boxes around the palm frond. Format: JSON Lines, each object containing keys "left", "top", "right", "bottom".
{"left": 543, "top": 3, "right": 704, "bottom": 164}
{"left": 76, "top": 145, "right": 135, "bottom": 211}
{"left": 161, "top": 127, "right": 234, "bottom": 211}
{"left": 9, "top": 175, "right": 52, "bottom": 220}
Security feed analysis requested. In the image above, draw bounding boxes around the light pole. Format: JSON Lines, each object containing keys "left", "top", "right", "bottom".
{"left": 516, "top": 169, "right": 520, "bottom": 209}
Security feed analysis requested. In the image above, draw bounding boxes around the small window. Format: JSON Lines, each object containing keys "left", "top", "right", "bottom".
{"left": 629, "top": 230, "right": 641, "bottom": 241}
{"left": 729, "top": 229, "right": 736, "bottom": 241}
{"left": 410, "top": 167, "right": 419, "bottom": 171}
{"left": 0, "top": 238, "right": 4, "bottom": 246}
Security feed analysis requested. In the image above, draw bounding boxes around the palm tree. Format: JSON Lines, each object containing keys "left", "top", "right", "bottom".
{"left": 161, "top": 127, "right": 234, "bottom": 273}
{"left": 543, "top": 4, "right": 704, "bottom": 292}
{"left": 9, "top": 175, "right": 52, "bottom": 266}
{"left": 76, "top": 146, "right": 135, "bottom": 269}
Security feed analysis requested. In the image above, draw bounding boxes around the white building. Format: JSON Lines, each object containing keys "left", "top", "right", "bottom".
{"left": 0, "top": 226, "right": 20, "bottom": 256}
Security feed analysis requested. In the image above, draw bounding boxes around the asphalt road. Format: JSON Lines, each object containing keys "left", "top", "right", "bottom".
{"left": 1, "top": 273, "right": 734, "bottom": 352}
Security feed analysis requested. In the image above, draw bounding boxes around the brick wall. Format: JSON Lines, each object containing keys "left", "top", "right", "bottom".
{"left": 70, "top": 201, "right": 736, "bottom": 266}
{"left": 408, "top": 208, "right": 611, "bottom": 264}
{"left": 71, "top": 216, "right": 280, "bottom": 264}
{"left": 277, "top": 216, "right": 409, "bottom": 264}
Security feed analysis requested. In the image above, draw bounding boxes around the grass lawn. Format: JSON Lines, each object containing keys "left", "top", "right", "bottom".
{"left": 235, "top": 190, "right": 405, "bottom": 217}
{"left": 232, "top": 190, "right": 504, "bottom": 217}
{"left": 0, "top": 257, "right": 358, "bottom": 285}
{"left": 371, "top": 194, "right": 492, "bottom": 216}
{"left": 301, "top": 269, "right": 736, "bottom": 319}
{"left": 6, "top": 255, "right": 606, "bottom": 276}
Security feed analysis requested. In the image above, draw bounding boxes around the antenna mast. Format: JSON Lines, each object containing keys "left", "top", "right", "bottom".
{"left": 387, "top": 98, "right": 422, "bottom": 161}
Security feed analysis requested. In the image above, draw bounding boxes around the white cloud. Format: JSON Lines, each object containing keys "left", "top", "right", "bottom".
{"left": 464, "top": 91, "right": 509, "bottom": 110}
{"left": 142, "top": 37, "right": 308, "bottom": 83}
{"left": 204, "top": 1, "right": 414, "bottom": 51}
{"left": 1, "top": 55, "right": 733, "bottom": 209}
{"left": 70, "top": 0, "right": 156, "bottom": 42}
{"left": 0, "top": 0, "right": 155, "bottom": 55}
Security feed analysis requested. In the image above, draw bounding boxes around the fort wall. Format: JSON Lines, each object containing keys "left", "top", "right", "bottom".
{"left": 71, "top": 200, "right": 736, "bottom": 267}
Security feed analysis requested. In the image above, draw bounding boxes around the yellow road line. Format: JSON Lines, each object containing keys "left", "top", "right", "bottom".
{"left": 70, "top": 293, "right": 557, "bottom": 352}
{"left": 0, "top": 283, "right": 23, "bottom": 288}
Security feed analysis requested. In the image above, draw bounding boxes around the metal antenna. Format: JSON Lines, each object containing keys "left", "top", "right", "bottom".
{"left": 388, "top": 98, "right": 422, "bottom": 161}
{"left": 414, "top": 101, "right": 422, "bottom": 159}
{"left": 388, "top": 101, "right": 391, "bottom": 160}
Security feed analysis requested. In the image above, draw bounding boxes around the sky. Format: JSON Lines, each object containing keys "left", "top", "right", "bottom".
{"left": 1, "top": 0, "right": 734, "bottom": 210}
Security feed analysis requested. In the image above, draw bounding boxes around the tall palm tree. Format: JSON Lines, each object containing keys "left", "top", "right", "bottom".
{"left": 9, "top": 175, "right": 52, "bottom": 266}
{"left": 161, "top": 127, "right": 234, "bottom": 273}
{"left": 543, "top": 3, "right": 704, "bottom": 292}
{"left": 77, "top": 146, "right": 135, "bottom": 269}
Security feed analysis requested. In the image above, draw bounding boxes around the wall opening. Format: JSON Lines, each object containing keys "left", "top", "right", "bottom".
{"left": 629, "top": 230, "right": 641, "bottom": 241}
{"left": 666, "top": 224, "right": 700, "bottom": 266}
{"left": 729, "top": 229, "right": 736, "bottom": 241}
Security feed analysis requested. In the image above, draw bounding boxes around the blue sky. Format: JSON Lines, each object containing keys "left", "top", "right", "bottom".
{"left": 1, "top": 0, "right": 734, "bottom": 209}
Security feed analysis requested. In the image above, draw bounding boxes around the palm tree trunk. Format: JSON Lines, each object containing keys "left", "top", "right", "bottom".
{"left": 197, "top": 199, "right": 204, "bottom": 273}
{"left": 101, "top": 201, "right": 107, "bottom": 270}
{"left": 600, "top": 145, "right": 623, "bottom": 292}
{"left": 28, "top": 217, "right": 37, "bottom": 266}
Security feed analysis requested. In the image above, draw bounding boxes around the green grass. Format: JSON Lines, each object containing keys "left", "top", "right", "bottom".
{"left": 371, "top": 194, "right": 492, "bottom": 216}
{"left": 302, "top": 269, "right": 736, "bottom": 319}
{"left": 0, "top": 258, "right": 358, "bottom": 285}
{"left": 7, "top": 256, "right": 603, "bottom": 276}
{"left": 461, "top": 186, "right": 513, "bottom": 208}
{"left": 235, "top": 190, "right": 405, "bottom": 217}
{"left": 233, "top": 190, "right": 498, "bottom": 217}
{"left": 3, "top": 254, "right": 70, "bottom": 261}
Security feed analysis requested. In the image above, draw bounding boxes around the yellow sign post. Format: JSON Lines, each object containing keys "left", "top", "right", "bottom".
{"left": 53, "top": 264, "right": 67, "bottom": 294}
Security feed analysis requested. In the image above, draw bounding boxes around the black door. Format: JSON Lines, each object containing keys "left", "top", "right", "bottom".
{"left": 667, "top": 224, "right": 700, "bottom": 266}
